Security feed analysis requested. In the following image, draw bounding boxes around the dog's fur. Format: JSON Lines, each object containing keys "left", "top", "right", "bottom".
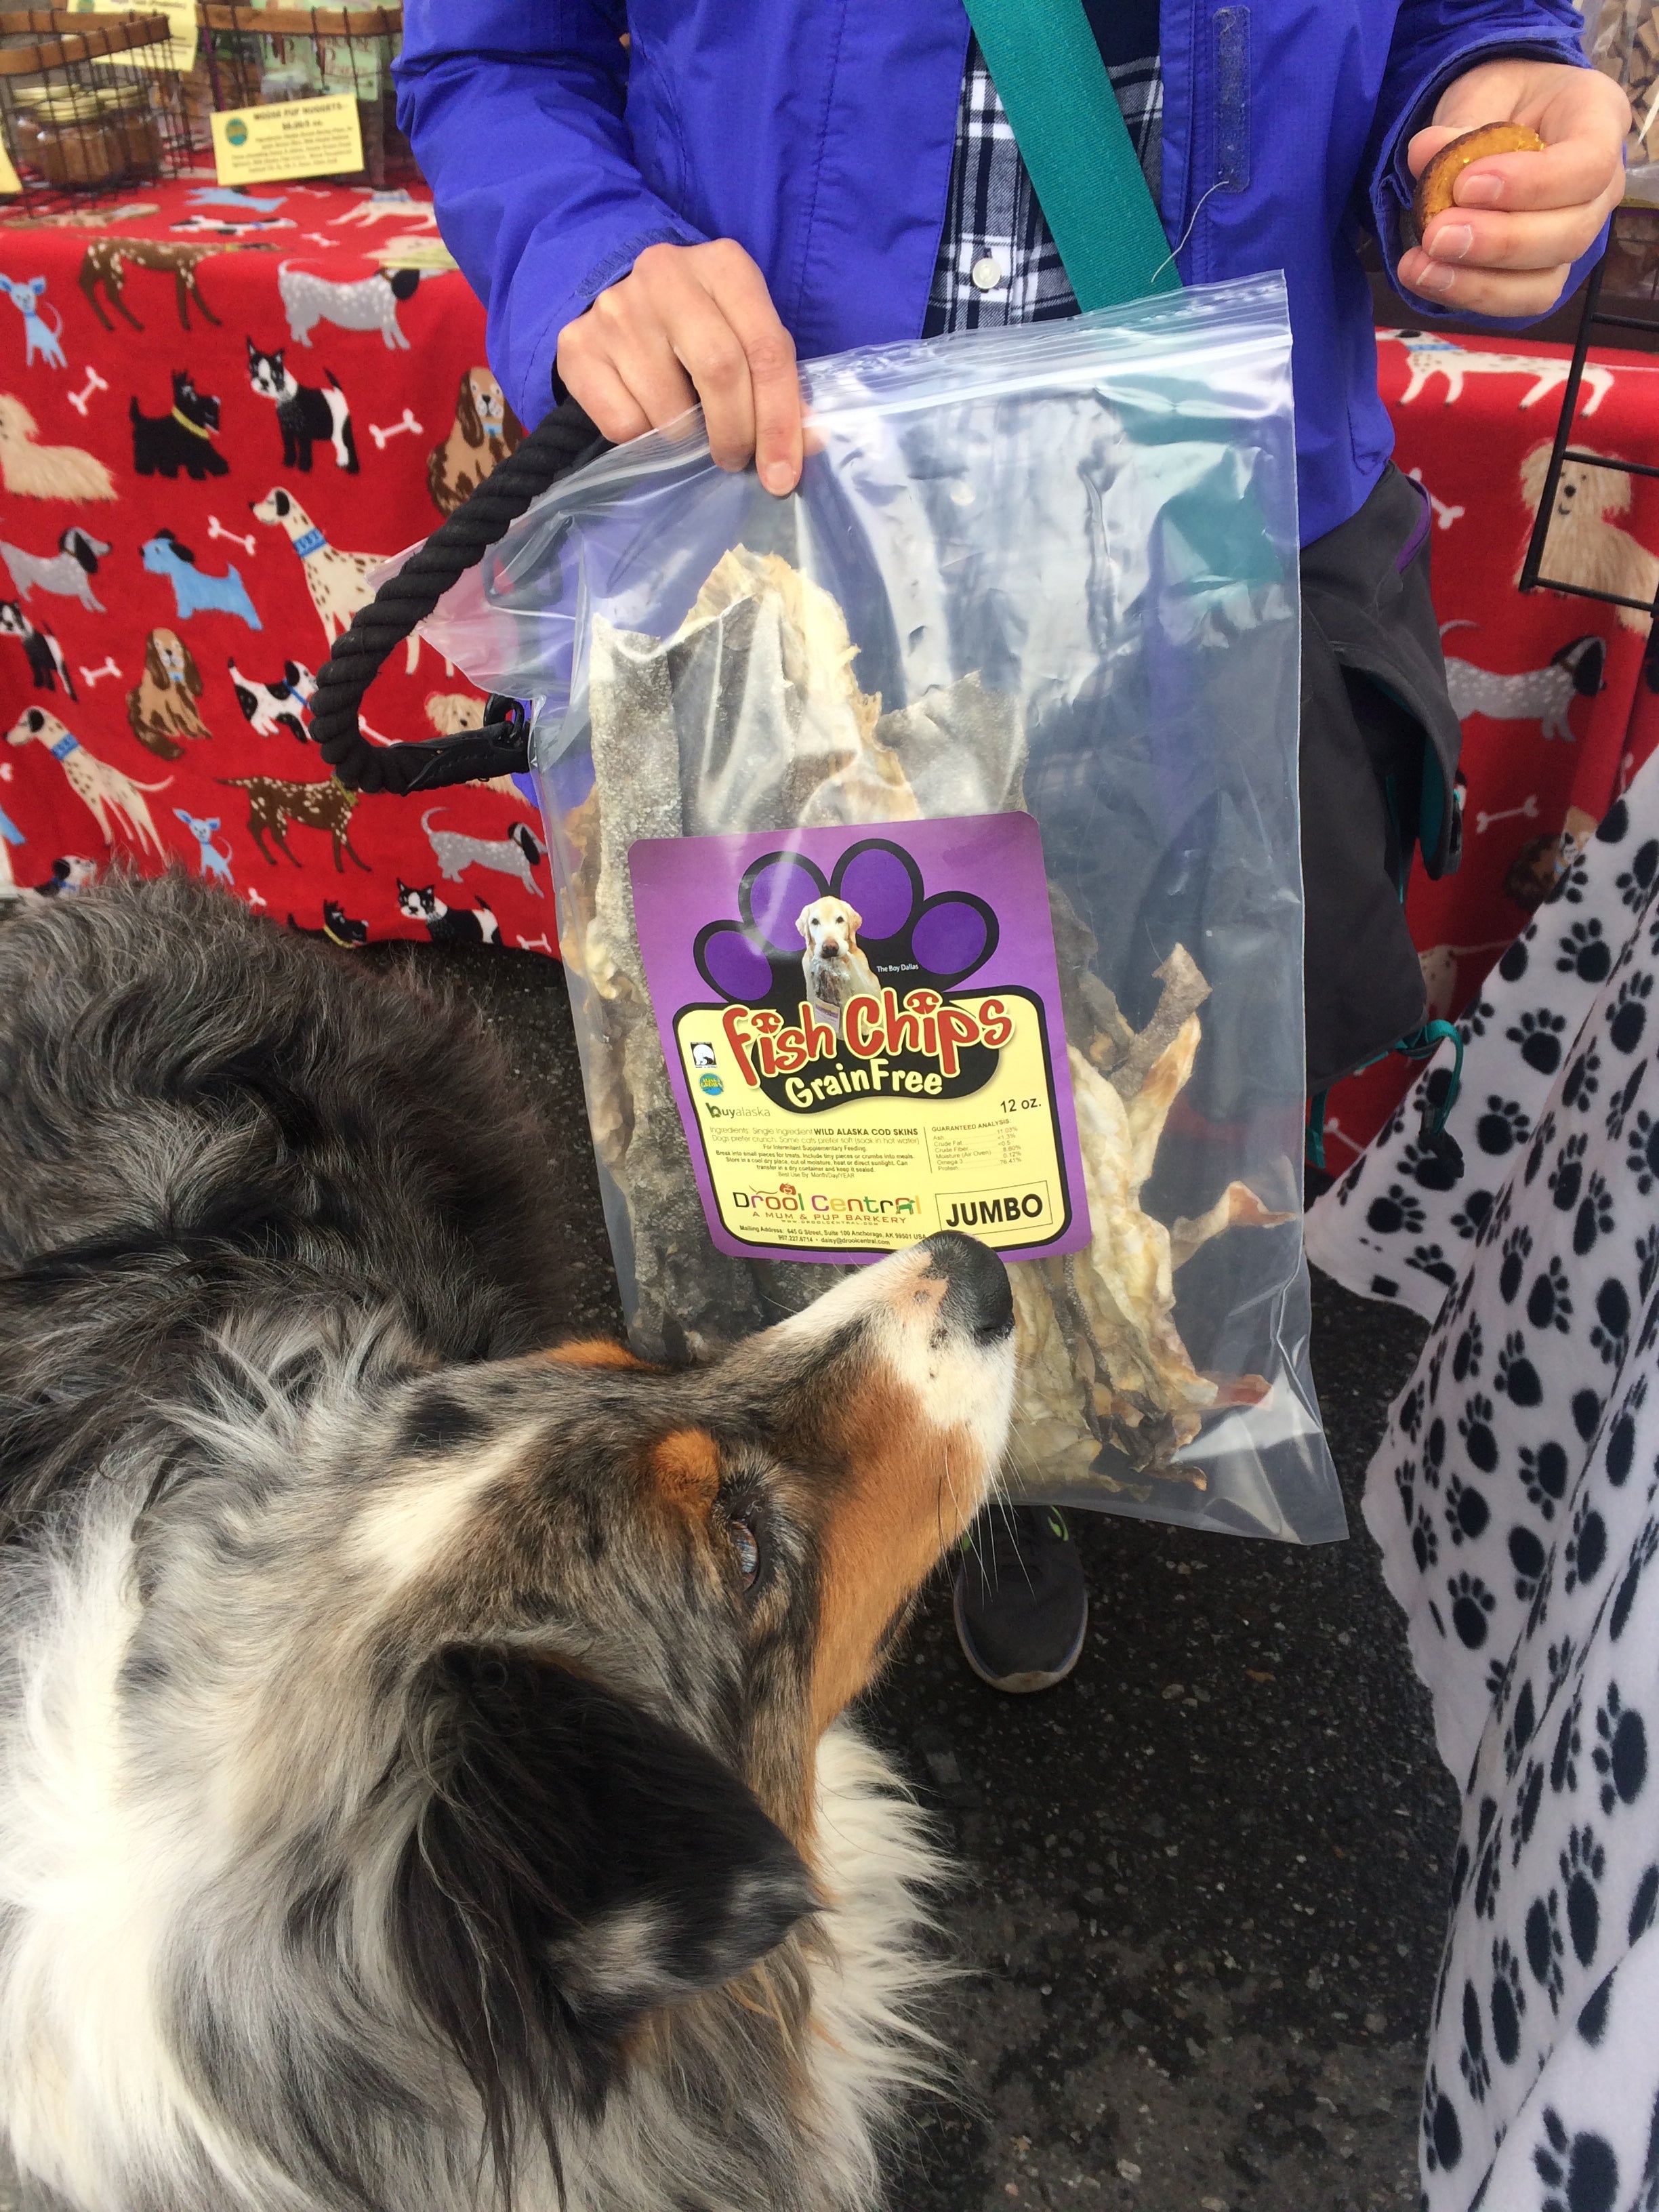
{"left": 251, "top": 486, "right": 419, "bottom": 672}
{"left": 278, "top": 258, "right": 423, "bottom": 350}
{"left": 797, "top": 897, "right": 881, "bottom": 1031}
{"left": 422, "top": 806, "right": 544, "bottom": 895}
{"left": 428, "top": 367, "right": 524, "bottom": 516}
{"left": 1520, "top": 444, "right": 1659, "bottom": 634}
{"left": 0, "top": 599, "right": 75, "bottom": 699}
{"left": 141, "top": 529, "right": 262, "bottom": 630}
{"left": 1441, "top": 625, "right": 1606, "bottom": 743}
{"left": 5, "top": 705, "right": 169, "bottom": 857}
{"left": 0, "top": 876, "right": 1014, "bottom": 2212}
{"left": 129, "top": 371, "right": 230, "bottom": 481}
{"left": 0, "top": 526, "right": 110, "bottom": 612}
{"left": 229, "top": 653, "right": 317, "bottom": 741}
{"left": 127, "top": 628, "right": 210, "bottom": 760}
{"left": 0, "top": 394, "right": 116, "bottom": 502}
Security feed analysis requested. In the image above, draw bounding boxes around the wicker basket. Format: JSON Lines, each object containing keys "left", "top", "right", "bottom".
{"left": 0, "top": 11, "right": 191, "bottom": 207}
{"left": 194, "top": 3, "right": 411, "bottom": 186}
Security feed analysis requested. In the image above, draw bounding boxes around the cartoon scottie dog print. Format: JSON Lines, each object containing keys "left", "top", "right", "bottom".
{"left": 129, "top": 371, "right": 230, "bottom": 480}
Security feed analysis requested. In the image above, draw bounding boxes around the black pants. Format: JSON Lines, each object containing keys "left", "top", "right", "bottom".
{"left": 1299, "top": 464, "right": 1463, "bottom": 1092}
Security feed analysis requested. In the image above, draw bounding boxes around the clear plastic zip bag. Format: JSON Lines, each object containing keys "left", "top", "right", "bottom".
{"left": 423, "top": 274, "right": 1345, "bottom": 1542}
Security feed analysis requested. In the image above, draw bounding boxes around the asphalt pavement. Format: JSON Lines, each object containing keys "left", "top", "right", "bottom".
{"left": 0, "top": 935, "right": 1453, "bottom": 2212}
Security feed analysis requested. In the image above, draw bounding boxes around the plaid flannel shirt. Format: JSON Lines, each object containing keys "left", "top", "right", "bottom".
{"left": 924, "top": 36, "right": 1162, "bottom": 335}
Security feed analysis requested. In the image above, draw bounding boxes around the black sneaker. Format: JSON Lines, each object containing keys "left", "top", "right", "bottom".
{"left": 953, "top": 1504, "right": 1088, "bottom": 1693}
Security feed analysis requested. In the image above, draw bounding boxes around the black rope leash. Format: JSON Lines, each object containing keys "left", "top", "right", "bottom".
{"left": 311, "top": 397, "right": 611, "bottom": 796}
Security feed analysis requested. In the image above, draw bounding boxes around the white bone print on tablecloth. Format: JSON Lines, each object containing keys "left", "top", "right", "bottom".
{"left": 1476, "top": 794, "right": 1538, "bottom": 836}
{"left": 207, "top": 515, "right": 257, "bottom": 556}
{"left": 66, "top": 366, "right": 108, "bottom": 418}
{"left": 78, "top": 657, "right": 121, "bottom": 689}
{"left": 369, "top": 409, "right": 422, "bottom": 450}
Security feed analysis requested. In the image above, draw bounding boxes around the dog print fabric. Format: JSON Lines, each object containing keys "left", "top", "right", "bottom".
{"left": 1306, "top": 752, "right": 1659, "bottom": 2212}
{"left": 0, "top": 178, "right": 550, "bottom": 943}
{"left": 1322, "top": 327, "right": 1659, "bottom": 1166}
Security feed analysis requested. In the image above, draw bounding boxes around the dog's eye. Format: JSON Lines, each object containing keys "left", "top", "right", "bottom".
{"left": 729, "top": 1516, "right": 761, "bottom": 1590}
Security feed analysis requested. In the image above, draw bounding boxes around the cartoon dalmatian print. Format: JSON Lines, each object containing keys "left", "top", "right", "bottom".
{"left": 1307, "top": 752, "right": 1659, "bottom": 2212}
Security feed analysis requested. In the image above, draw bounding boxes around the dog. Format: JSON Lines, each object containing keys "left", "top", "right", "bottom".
{"left": 5, "top": 705, "right": 169, "bottom": 856}
{"left": 277, "top": 258, "right": 424, "bottom": 349}
{"left": 0, "top": 872, "right": 1010, "bottom": 2212}
{"left": 126, "top": 629, "right": 209, "bottom": 760}
{"left": 229, "top": 653, "right": 316, "bottom": 741}
{"left": 129, "top": 369, "right": 230, "bottom": 480}
{"left": 0, "top": 393, "right": 115, "bottom": 501}
{"left": 396, "top": 877, "right": 501, "bottom": 943}
{"left": 218, "top": 770, "right": 369, "bottom": 872}
{"left": 428, "top": 367, "right": 523, "bottom": 516}
{"left": 0, "top": 525, "right": 110, "bottom": 611}
{"left": 287, "top": 894, "right": 368, "bottom": 946}
{"left": 246, "top": 338, "right": 359, "bottom": 472}
{"left": 173, "top": 806, "right": 234, "bottom": 884}
{"left": 1441, "top": 625, "right": 1607, "bottom": 743}
{"left": 798, "top": 895, "right": 881, "bottom": 1031}
{"left": 141, "top": 529, "right": 262, "bottom": 630}
{"left": 1520, "top": 443, "right": 1659, "bottom": 634}
{"left": 421, "top": 806, "right": 544, "bottom": 895}
{"left": 251, "top": 486, "right": 419, "bottom": 671}
{"left": 77, "top": 235, "right": 258, "bottom": 332}
{"left": 1381, "top": 329, "right": 1626, "bottom": 413}
{"left": 31, "top": 853, "right": 98, "bottom": 897}
{"left": 331, "top": 187, "right": 440, "bottom": 230}
{"left": 0, "top": 599, "right": 75, "bottom": 699}
{"left": 0, "top": 272, "right": 66, "bottom": 368}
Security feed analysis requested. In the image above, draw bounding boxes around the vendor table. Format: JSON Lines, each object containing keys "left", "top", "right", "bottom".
{"left": 1, "top": 196, "right": 1655, "bottom": 1100}
{"left": 0, "top": 173, "right": 557, "bottom": 947}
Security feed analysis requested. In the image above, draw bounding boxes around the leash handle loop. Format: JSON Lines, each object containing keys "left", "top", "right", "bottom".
{"left": 310, "top": 397, "right": 610, "bottom": 796}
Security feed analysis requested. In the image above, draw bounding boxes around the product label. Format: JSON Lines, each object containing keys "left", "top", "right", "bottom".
{"left": 211, "top": 94, "right": 363, "bottom": 186}
{"left": 630, "top": 813, "right": 1091, "bottom": 1263}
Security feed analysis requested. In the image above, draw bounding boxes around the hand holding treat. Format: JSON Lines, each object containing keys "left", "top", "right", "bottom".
{"left": 1399, "top": 58, "right": 1630, "bottom": 319}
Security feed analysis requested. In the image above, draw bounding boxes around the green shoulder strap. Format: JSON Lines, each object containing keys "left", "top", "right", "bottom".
{"left": 959, "top": 0, "right": 1181, "bottom": 310}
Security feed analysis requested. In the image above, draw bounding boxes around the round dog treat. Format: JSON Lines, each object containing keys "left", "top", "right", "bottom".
{"left": 1412, "top": 122, "right": 1547, "bottom": 231}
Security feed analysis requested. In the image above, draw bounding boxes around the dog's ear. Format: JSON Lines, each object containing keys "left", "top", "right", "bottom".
{"left": 501, "top": 397, "right": 525, "bottom": 455}
{"left": 144, "top": 631, "right": 167, "bottom": 689}
{"left": 456, "top": 369, "right": 483, "bottom": 448}
{"left": 180, "top": 637, "right": 203, "bottom": 697}
{"left": 841, "top": 902, "right": 863, "bottom": 937}
{"left": 395, "top": 1649, "right": 815, "bottom": 2175}
{"left": 388, "top": 266, "right": 422, "bottom": 302}
{"left": 1575, "top": 638, "right": 1606, "bottom": 698}
{"left": 796, "top": 901, "right": 815, "bottom": 944}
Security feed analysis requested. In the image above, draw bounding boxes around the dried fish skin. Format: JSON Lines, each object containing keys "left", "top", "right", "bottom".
{"left": 587, "top": 617, "right": 682, "bottom": 999}
{"left": 874, "top": 672, "right": 1028, "bottom": 819}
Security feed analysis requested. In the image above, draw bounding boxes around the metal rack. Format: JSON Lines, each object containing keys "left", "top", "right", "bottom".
{"left": 0, "top": 11, "right": 189, "bottom": 206}
{"left": 194, "top": 3, "right": 410, "bottom": 186}
{"left": 1519, "top": 205, "right": 1659, "bottom": 650}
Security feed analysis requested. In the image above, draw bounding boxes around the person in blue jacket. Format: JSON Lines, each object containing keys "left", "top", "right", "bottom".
{"left": 396, "top": 2, "right": 1627, "bottom": 1692}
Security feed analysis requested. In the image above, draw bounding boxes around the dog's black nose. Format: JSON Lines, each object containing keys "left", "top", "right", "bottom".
{"left": 924, "top": 1231, "right": 1014, "bottom": 1343}
{"left": 820, "top": 940, "right": 839, "bottom": 958}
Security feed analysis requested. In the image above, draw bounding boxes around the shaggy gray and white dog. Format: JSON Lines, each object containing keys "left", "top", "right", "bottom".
{"left": 0, "top": 876, "right": 1016, "bottom": 2212}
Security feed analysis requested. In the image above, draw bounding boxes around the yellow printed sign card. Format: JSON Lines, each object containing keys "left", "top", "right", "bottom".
{"left": 211, "top": 94, "right": 363, "bottom": 186}
{"left": 80, "top": 0, "right": 198, "bottom": 73}
{"left": 0, "top": 138, "right": 20, "bottom": 197}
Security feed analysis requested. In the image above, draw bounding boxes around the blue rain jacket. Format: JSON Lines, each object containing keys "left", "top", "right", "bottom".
{"left": 396, "top": 1, "right": 1592, "bottom": 545}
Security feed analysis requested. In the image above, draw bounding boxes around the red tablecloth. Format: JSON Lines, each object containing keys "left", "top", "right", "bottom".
{"left": 0, "top": 172, "right": 555, "bottom": 949}
{"left": 1323, "top": 323, "right": 1659, "bottom": 1164}
{"left": 2, "top": 197, "right": 1654, "bottom": 1068}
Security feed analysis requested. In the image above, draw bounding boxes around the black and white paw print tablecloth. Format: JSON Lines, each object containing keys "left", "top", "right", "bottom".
{"left": 1307, "top": 752, "right": 1659, "bottom": 2212}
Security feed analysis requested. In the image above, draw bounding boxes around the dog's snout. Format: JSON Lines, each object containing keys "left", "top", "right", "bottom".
{"left": 819, "top": 939, "right": 840, "bottom": 959}
{"left": 923, "top": 1231, "right": 1014, "bottom": 1343}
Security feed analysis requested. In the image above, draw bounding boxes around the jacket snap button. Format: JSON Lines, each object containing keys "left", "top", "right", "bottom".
{"left": 970, "top": 254, "right": 1003, "bottom": 291}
